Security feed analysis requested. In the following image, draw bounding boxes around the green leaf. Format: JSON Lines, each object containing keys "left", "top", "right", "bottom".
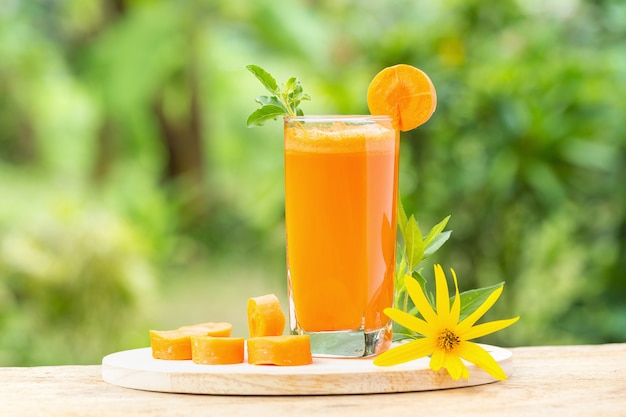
{"left": 404, "top": 215, "right": 425, "bottom": 272}
{"left": 300, "top": 93, "right": 311, "bottom": 101}
{"left": 396, "top": 251, "right": 409, "bottom": 278}
{"left": 246, "top": 105, "right": 287, "bottom": 127}
{"left": 455, "top": 283, "right": 504, "bottom": 321}
{"left": 412, "top": 270, "right": 427, "bottom": 292}
{"left": 391, "top": 326, "right": 421, "bottom": 342}
{"left": 289, "top": 87, "right": 309, "bottom": 102}
{"left": 254, "top": 95, "right": 281, "bottom": 106}
{"left": 247, "top": 64, "right": 309, "bottom": 122}
{"left": 246, "top": 64, "right": 279, "bottom": 94}
{"left": 423, "top": 215, "right": 451, "bottom": 249}
{"left": 397, "top": 200, "right": 409, "bottom": 232}
{"left": 284, "top": 76, "right": 298, "bottom": 93}
{"left": 289, "top": 91, "right": 310, "bottom": 110}
{"left": 424, "top": 230, "right": 452, "bottom": 258}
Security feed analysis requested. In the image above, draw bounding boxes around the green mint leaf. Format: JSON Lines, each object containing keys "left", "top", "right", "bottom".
{"left": 246, "top": 65, "right": 279, "bottom": 94}
{"left": 255, "top": 95, "right": 288, "bottom": 111}
{"left": 284, "top": 77, "right": 298, "bottom": 93}
{"left": 246, "top": 105, "right": 287, "bottom": 127}
{"left": 290, "top": 84, "right": 309, "bottom": 102}
{"left": 289, "top": 91, "right": 311, "bottom": 110}
{"left": 299, "top": 93, "right": 312, "bottom": 101}
{"left": 247, "top": 64, "right": 309, "bottom": 124}
{"left": 283, "top": 77, "right": 309, "bottom": 114}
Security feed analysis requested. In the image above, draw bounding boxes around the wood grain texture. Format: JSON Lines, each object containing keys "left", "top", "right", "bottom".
{"left": 101, "top": 345, "right": 512, "bottom": 395}
{"left": 2, "top": 344, "right": 625, "bottom": 417}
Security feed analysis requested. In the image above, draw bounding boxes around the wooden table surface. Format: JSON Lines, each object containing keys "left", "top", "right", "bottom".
{"left": 2, "top": 343, "right": 625, "bottom": 417}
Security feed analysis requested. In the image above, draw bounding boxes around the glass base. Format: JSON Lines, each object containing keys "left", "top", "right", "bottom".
{"left": 293, "top": 325, "right": 391, "bottom": 358}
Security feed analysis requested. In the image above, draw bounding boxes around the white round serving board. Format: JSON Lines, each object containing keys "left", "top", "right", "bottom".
{"left": 102, "top": 344, "right": 512, "bottom": 396}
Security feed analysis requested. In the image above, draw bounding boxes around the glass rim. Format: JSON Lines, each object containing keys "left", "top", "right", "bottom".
{"left": 284, "top": 115, "right": 393, "bottom": 122}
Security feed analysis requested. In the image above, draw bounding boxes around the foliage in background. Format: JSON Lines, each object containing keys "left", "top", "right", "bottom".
{"left": 0, "top": 0, "right": 624, "bottom": 364}
{"left": 0, "top": 170, "right": 159, "bottom": 364}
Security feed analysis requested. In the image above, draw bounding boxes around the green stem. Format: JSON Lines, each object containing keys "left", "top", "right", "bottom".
{"left": 403, "top": 291, "right": 409, "bottom": 313}
{"left": 281, "top": 92, "right": 297, "bottom": 117}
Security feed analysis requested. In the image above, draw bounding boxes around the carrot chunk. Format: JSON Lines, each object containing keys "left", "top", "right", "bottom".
{"left": 150, "top": 329, "right": 206, "bottom": 360}
{"left": 191, "top": 336, "right": 245, "bottom": 365}
{"left": 178, "top": 322, "right": 233, "bottom": 337}
{"left": 247, "top": 294, "right": 286, "bottom": 338}
{"left": 150, "top": 322, "right": 232, "bottom": 360}
{"left": 247, "top": 335, "right": 312, "bottom": 366}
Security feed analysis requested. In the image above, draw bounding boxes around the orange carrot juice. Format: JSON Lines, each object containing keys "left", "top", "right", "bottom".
{"left": 284, "top": 115, "right": 398, "bottom": 357}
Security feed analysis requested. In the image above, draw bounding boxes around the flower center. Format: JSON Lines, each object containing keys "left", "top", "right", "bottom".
{"left": 437, "top": 329, "right": 460, "bottom": 352}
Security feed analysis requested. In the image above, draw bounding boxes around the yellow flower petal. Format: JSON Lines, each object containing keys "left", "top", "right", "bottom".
{"left": 434, "top": 264, "right": 451, "bottom": 323}
{"left": 458, "top": 341, "right": 508, "bottom": 380}
{"left": 457, "top": 284, "right": 504, "bottom": 333}
{"left": 405, "top": 275, "right": 438, "bottom": 324}
{"left": 449, "top": 268, "right": 461, "bottom": 325}
{"left": 373, "top": 338, "right": 434, "bottom": 366}
{"left": 461, "top": 316, "right": 520, "bottom": 340}
{"left": 429, "top": 347, "right": 445, "bottom": 371}
{"left": 444, "top": 354, "right": 470, "bottom": 380}
{"left": 383, "top": 308, "right": 432, "bottom": 336}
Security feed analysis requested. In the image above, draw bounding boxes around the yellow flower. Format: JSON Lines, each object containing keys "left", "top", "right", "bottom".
{"left": 374, "top": 264, "right": 519, "bottom": 380}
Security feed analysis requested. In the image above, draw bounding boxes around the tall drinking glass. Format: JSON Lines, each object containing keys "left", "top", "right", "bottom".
{"left": 284, "top": 115, "right": 399, "bottom": 357}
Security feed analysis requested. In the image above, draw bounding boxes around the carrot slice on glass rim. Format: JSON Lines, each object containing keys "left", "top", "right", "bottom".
{"left": 367, "top": 64, "right": 437, "bottom": 132}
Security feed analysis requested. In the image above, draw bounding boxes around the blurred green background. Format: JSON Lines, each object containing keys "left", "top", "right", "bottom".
{"left": 1, "top": 0, "right": 624, "bottom": 366}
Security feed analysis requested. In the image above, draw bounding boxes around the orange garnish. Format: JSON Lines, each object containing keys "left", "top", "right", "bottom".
{"left": 191, "top": 336, "right": 245, "bottom": 365}
{"left": 247, "top": 335, "right": 312, "bottom": 366}
{"left": 247, "top": 294, "right": 286, "bottom": 338}
{"left": 367, "top": 64, "right": 437, "bottom": 132}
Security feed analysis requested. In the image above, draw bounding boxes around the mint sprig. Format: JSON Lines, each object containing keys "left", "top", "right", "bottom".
{"left": 246, "top": 64, "right": 310, "bottom": 127}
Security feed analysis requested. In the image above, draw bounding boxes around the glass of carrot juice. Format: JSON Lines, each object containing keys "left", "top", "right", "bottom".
{"left": 283, "top": 115, "right": 399, "bottom": 357}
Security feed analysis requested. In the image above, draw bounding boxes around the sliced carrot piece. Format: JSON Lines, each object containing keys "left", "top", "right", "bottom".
{"left": 178, "top": 322, "right": 233, "bottom": 337}
{"left": 149, "top": 329, "right": 207, "bottom": 360}
{"left": 150, "top": 322, "right": 232, "bottom": 360}
{"left": 191, "top": 336, "right": 245, "bottom": 365}
{"left": 247, "top": 335, "right": 312, "bottom": 366}
{"left": 367, "top": 64, "right": 437, "bottom": 132}
{"left": 247, "top": 294, "right": 286, "bottom": 338}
